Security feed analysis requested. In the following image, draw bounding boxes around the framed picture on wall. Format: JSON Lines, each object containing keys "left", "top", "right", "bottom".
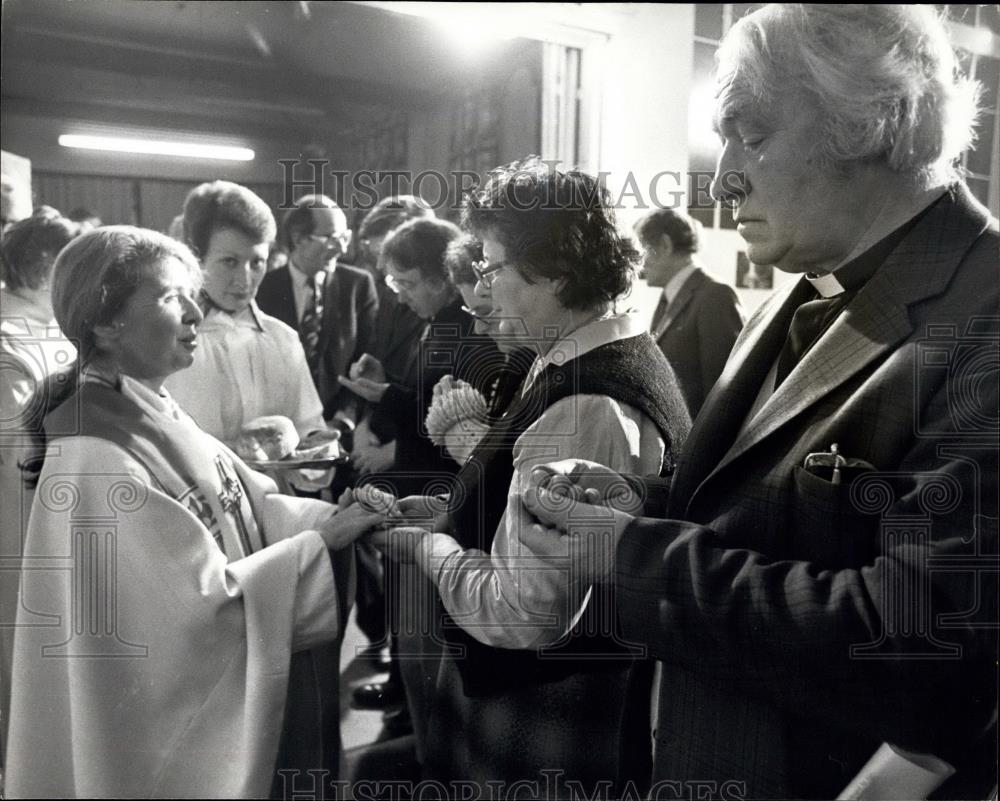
{"left": 736, "top": 251, "right": 774, "bottom": 290}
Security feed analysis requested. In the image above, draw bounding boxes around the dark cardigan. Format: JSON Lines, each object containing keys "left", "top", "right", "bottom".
{"left": 423, "top": 330, "right": 691, "bottom": 790}
{"left": 443, "top": 331, "right": 692, "bottom": 697}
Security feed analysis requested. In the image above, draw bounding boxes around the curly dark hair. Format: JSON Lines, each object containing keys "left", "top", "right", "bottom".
{"left": 443, "top": 233, "right": 483, "bottom": 286}
{"left": 182, "top": 181, "right": 277, "bottom": 259}
{"left": 462, "top": 156, "right": 637, "bottom": 311}
{"left": 358, "top": 194, "right": 435, "bottom": 241}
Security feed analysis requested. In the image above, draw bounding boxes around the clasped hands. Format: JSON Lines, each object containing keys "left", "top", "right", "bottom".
{"left": 518, "top": 459, "right": 642, "bottom": 582}
{"left": 316, "top": 486, "right": 418, "bottom": 554}
{"left": 337, "top": 490, "right": 451, "bottom": 564}
{"left": 335, "top": 459, "right": 643, "bottom": 581}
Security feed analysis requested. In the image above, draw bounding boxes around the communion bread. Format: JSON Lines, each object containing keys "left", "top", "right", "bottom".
{"left": 236, "top": 415, "right": 300, "bottom": 461}
{"left": 297, "top": 427, "right": 342, "bottom": 460}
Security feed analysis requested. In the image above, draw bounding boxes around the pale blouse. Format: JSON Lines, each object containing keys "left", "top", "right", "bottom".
{"left": 164, "top": 303, "right": 325, "bottom": 447}
{"left": 416, "top": 311, "right": 666, "bottom": 649}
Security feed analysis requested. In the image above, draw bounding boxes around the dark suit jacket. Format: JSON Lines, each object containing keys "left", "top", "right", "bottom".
{"left": 256, "top": 263, "right": 378, "bottom": 419}
{"left": 372, "top": 282, "right": 427, "bottom": 390}
{"left": 616, "top": 184, "right": 998, "bottom": 798}
{"left": 652, "top": 267, "right": 744, "bottom": 416}
{"left": 368, "top": 297, "right": 499, "bottom": 497}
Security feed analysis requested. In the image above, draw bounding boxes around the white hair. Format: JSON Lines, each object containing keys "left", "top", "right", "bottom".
{"left": 715, "top": 4, "right": 982, "bottom": 185}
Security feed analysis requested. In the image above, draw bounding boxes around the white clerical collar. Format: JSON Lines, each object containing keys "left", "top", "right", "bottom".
{"left": 805, "top": 271, "right": 846, "bottom": 298}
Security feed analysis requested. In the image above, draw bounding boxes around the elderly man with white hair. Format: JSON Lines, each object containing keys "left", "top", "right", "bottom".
{"left": 523, "top": 5, "right": 998, "bottom": 798}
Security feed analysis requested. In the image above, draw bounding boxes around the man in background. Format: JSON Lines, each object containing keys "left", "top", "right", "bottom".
{"left": 636, "top": 208, "right": 744, "bottom": 416}
{"left": 257, "top": 194, "right": 378, "bottom": 433}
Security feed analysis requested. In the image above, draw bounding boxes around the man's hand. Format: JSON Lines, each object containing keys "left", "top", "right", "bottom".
{"left": 350, "top": 353, "right": 388, "bottom": 384}
{"left": 353, "top": 439, "right": 395, "bottom": 473}
{"left": 352, "top": 484, "right": 399, "bottom": 515}
{"left": 317, "top": 500, "right": 387, "bottom": 552}
{"left": 366, "top": 526, "right": 430, "bottom": 564}
{"left": 526, "top": 459, "right": 644, "bottom": 517}
{"left": 338, "top": 375, "right": 389, "bottom": 403}
{"left": 520, "top": 484, "right": 633, "bottom": 584}
{"left": 350, "top": 419, "right": 396, "bottom": 474}
{"left": 393, "top": 494, "right": 451, "bottom": 533}
{"left": 339, "top": 354, "right": 389, "bottom": 402}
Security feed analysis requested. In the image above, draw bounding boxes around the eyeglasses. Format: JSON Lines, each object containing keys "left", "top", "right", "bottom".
{"left": 307, "top": 231, "right": 351, "bottom": 247}
{"left": 471, "top": 259, "right": 510, "bottom": 288}
{"left": 461, "top": 304, "right": 491, "bottom": 321}
{"left": 385, "top": 273, "right": 418, "bottom": 294}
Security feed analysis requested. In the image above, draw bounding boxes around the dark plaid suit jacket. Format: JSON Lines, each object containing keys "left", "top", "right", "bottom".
{"left": 256, "top": 262, "right": 378, "bottom": 419}
{"left": 616, "top": 184, "right": 998, "bottom": 798}
{"left": 653, "top": 267, "right": 745, "bottom": 416}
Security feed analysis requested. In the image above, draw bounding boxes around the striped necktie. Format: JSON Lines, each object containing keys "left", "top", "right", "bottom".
{"left": 300, "top": 273, "right": 323, "bottom": 379}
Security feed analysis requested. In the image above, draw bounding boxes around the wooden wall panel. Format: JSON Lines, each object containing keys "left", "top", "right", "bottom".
{"left": 33, "top": 172, "right": 139, "bottom": 225}
{"left": 31, "top": 172, "right": 284, "bottom": 235}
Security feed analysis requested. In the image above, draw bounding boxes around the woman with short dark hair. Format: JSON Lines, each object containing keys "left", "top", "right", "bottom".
{"left": 376, "top": 157, "right": 691, "bottom": 790}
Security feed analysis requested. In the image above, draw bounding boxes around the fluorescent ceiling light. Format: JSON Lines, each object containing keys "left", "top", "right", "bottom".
{"left": 58, "top": 134, "right": 254, "bottom": 162}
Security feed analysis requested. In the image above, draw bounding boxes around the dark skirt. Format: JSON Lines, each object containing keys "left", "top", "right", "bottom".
{"left": 424, "top": 652, "right": 639, "bottom": 798}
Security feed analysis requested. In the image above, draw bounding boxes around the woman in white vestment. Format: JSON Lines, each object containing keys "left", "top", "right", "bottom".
{"left": 4, "top": 226, "right": 386, "bottom": 798}
{"left": 164, "top": 182, "right": 350, "bottom": 786}
{"left": 163, "top": 181, "right": 327, "bottom": 447}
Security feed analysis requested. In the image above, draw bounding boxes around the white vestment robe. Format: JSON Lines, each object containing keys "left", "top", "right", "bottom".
{"left": 6, "top": 377, "right": 341, "bottom": 798}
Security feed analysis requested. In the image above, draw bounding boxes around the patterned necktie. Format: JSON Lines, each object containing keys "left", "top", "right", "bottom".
{"left": 299, "top": 273, "right": 324, "bottom": 379}
{"left": 774, "top": 291, "right": 850, "bottom": 386}
{"left": 650, "top": 294, "right": 669, "bottom": 335}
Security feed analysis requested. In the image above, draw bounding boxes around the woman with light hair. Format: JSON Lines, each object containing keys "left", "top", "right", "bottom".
{"left": 5, "top": 226, "right": 385, "bottom": 797}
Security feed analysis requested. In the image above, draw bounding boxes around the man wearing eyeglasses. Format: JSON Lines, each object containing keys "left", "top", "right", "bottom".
{"left": 257, "top": 194, "right": 379, "bottom": 428}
